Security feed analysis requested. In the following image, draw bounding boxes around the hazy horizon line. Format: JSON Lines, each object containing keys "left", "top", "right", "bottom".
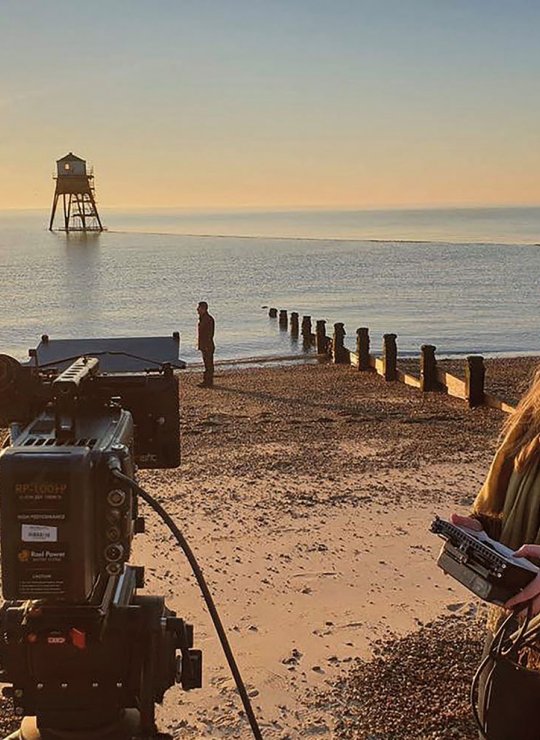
{"left": 2, "top": 202, "right": 540, "bottom": 215}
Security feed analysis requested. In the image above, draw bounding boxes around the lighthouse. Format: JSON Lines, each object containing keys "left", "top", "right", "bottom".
{"left": 48, "top": 152, "right": 104, "bottom": 233}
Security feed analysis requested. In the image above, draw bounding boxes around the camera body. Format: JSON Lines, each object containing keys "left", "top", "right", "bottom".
{"left": 0, "top": 347, "right": 200, "bottom": 739}
{"left": 0, "top": 353, "right": 181, "bottom": 604}
{"left": 0, "top": 408, "right": 134, "bottom": 603}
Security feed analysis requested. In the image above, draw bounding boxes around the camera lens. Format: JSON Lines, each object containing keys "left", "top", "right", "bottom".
{"left": 106, "top": 563, "right": 122, "bottom": 575}
{"left": 107, "top": 489, "right": 126, "bottom": 507}
{"left": 104, "top": 544, "right": 124, "bottom": 562}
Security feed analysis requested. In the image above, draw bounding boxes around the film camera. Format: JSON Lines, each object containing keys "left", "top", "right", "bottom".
{"left": 0, "top": 337, "right": 202, "bottom": 740}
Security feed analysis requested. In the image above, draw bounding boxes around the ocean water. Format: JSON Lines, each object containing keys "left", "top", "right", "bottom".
{"left": 0, "top": 207, "right": 539, "bottom": 364}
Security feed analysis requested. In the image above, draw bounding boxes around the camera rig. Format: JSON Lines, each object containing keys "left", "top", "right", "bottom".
{"left": 0, "top": 339, "right": 201, "bottom": 740}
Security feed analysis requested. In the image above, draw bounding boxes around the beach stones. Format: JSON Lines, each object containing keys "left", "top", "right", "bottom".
{"left": 321, "top": 610, "right": 483, "bottom": 739}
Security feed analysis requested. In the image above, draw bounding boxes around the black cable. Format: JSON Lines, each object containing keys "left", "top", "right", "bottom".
{"left": 111, "top": 469, "right": 264, "bottom": 740}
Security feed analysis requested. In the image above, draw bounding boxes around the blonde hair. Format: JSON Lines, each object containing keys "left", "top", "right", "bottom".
{"left": 501, "top": 367, "right": 540, "bottom": 473}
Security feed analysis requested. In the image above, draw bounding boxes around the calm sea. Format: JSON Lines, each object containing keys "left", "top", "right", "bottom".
{"left": 0, "top": 206, "right": 539, "bottom": 364}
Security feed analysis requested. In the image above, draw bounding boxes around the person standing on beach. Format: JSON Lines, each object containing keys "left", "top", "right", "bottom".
{"left": 197, "top": 301, "right": 215, "bottom": 388}
{"left": 451, "top": 366, "right": 540, "bottom": 739}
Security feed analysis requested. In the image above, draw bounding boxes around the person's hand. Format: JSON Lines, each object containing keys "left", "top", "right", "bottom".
{"left": 451, "top": 513, "right": 483, "bottom": 531}
{"left": 505, "top": 544, "right": 540, "bottom": 615}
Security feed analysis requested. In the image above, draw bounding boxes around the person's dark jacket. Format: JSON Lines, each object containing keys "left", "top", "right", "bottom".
{"left": 198, "top": 313, "right": 215, "bottom": 352}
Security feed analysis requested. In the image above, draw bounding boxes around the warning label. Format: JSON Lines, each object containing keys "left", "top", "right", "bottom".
{"left": 18, "top": 579, "right": 66, "bottom": 596}
{"left": 17, "top": 545, "right": 68, "bottom": 597}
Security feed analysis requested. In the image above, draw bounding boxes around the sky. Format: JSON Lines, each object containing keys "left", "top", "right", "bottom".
{"left": 1, "top": 0, "right": 539, "bottom": 210}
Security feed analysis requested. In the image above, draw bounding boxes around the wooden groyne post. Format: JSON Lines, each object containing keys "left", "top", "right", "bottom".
{"left": 382, "top": 333, "right": 397, "bottom": 381}
{"left": 301, "top": 316, "right": 313, "bottom": 348}
{"left": 466, "top": 355, "right": 485, "bottom": 408}
{"left": 268, "top": 307, "right": 278, "bottom": 318}
{"left": 356, "top": 328, "right": 370, "bottom": 371}
{"left": 290, "top": 311, "right": 299, "bottom": 334}
{"left": 301, "top": 315, "right": 312, "bottom": 337}
{"left": 316, "top": 320, "right": 328, "bottom": 354}
{"left": 333, "top": 323, "right": 349, "bottom": 364}
{"left": 420, "top": 344, "right": 439, "bottom": 392}
{"left": 279, "top": 310, "right": 288, "bottom": 329}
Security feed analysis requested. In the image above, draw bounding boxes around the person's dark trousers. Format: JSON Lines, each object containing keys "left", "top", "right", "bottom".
{"left": 202, "top": 349, "right": 214, "bottom": 386}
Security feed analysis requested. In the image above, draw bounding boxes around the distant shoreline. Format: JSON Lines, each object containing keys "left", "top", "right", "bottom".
{"left": 2, "top": 204, "right": 540, "bottom": 245}
{"left": 105, "top": 228, "right": 540, "bottom": 247}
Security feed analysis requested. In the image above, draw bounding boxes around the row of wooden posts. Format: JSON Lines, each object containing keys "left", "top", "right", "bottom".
{"left": 268, "top": 307, "right": 515, "bottom": 414}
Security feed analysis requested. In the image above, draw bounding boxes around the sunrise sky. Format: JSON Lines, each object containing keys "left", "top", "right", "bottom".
{"left": 1, "top": 0, "right": 539, "bottom": 210}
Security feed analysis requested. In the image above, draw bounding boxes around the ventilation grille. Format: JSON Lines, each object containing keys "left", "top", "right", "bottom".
{"left": 23, "top": 438, "right": 97, "bottom": 448}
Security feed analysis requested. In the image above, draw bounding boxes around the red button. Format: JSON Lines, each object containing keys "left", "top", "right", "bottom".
{"left": 70, "top": 628, "right": 86, "bottom": 650}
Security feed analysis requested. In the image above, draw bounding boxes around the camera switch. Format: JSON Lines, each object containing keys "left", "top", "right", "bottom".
{"left": 70, "top": 628, "right": 86, "bottom": 650}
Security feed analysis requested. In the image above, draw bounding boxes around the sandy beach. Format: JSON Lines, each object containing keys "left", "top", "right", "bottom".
{"left": 0, "top": 357, "right": 538, "bottom": 739}
{"left": 141, "top": 357, "right": 535, "bottom": 738}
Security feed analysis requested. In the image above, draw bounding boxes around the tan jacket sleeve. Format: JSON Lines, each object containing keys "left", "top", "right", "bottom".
{"left": 471, "top": 437, "right": 515, "bottom": 539}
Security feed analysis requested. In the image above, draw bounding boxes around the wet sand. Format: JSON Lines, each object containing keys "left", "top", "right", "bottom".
{"left": 0, "top": 357, "right": 537, "bottom": 738}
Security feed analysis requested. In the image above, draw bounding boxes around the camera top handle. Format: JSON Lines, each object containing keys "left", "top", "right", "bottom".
{"left": 53, "top": 357, "right": 99, "bottom": 440}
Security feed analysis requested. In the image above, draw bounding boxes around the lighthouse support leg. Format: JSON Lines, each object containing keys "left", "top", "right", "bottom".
{"left": 48, "top": 192, "right": 59, "bottom": 231}
{"left": 88, "top": 190, "right": 104, "bottom": 231}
